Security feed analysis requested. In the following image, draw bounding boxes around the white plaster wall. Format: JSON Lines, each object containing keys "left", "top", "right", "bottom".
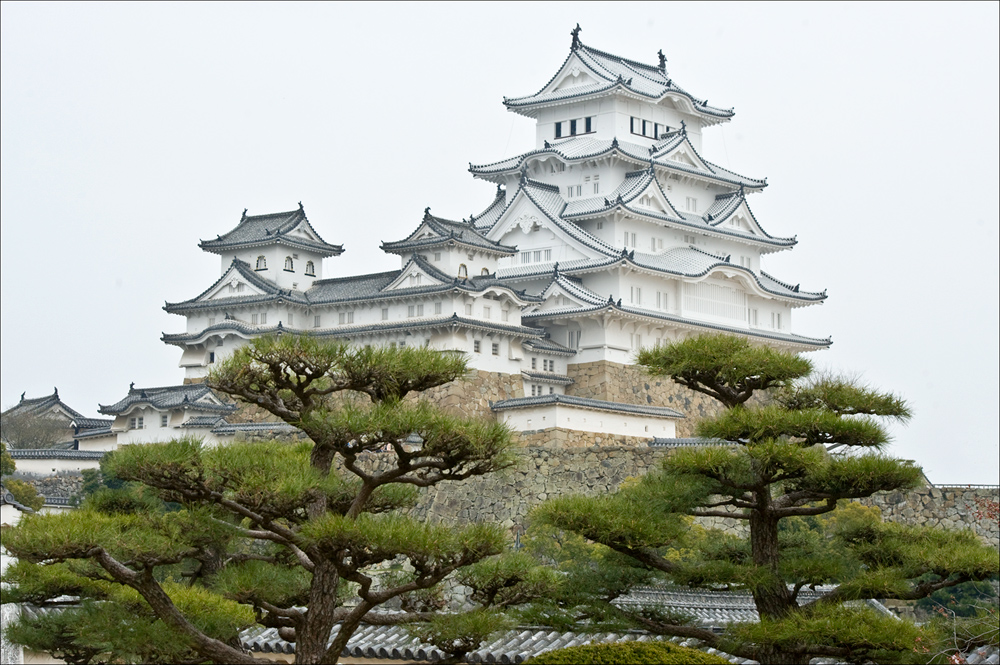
{"left": 8, "top": 458, "right": 100, "bottom": 475}
{"left": 497, "top": 403, "right": 676, "bottom": 438}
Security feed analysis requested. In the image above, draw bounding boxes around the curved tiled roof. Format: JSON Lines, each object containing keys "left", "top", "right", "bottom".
{"left": 164, "top": 258, "right": 308, "bottom": 314}
{"left": 164, "top": 314, "right": 547, "bottom": 347}
{"left": 99, "top": 384, "right": 236, "bottom": 416}
{"left": 521, "top": 299, "right": 832, "bottom": 349}
{"left": 470, "top": 185, "right": 508, "bottom": 231}
{"left": 520, "top": 370, "right": 574, "bottom": 386}
{"left": 503, "top": 41, "right": 734, "bottom": 124}
{"left": 199, "top": 205, "right": 343, "bottom": 257}
{"left": 8, "top": 449, "right": 106, "bottom": 460}
{"left": 492, "top": 393, "right": 683, "bottom": 418}
{"left": 382, "top": 208, "right": 517, "bottom": 255}
{"left": 470, "top": 135, "right": 766, "bottom": 190}
{"left": 523, "top": 336, "right": 577, "bottom": 356}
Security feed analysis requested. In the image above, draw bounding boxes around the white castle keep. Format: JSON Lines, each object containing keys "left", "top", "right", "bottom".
{"left": 7, "top": 29, "right": 830, "bottom": 463}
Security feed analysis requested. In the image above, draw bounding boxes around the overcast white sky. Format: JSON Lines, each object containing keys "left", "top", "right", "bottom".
{"left": 2, "top": 2, "right": 997, "bottom": 483}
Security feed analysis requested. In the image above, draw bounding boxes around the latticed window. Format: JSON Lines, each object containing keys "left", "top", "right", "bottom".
{"left": 284, "top": 256, "right": 294, "bottom": 271}
{"left": 458, "top": 264, "right": 468, "bottom": 279}
{"left": 256, "top": 256, "right": 267, "bottom": 270}
{"left": 305, "top": 261, "right": 315, "bottom": 276}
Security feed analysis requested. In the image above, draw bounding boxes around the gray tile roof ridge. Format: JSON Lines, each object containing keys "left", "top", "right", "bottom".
{"left": 470, "top": 186, "right": 507, "bottom": 231}
{"left": 199, "top": 204, "right": 343, "bottom": 256}
{"left": 8, "top": 449, "right": 107, "bottom": 460}
{"left": 540, "top": 269, "right": 609, "bottom": 306}
{"left": 518, "top": 181, "right": 621, "bottom": 258}
{"left": 523, "top": 337, "right": 577, "bottom": 356}
{"left": 99, "top": 383, "right": 237, "bottom": 415}
{"left": 74, "top": 427, "right": 115, "bottom": 439}
{"left": 504, "top": 40, "right": 734, "bottom": 119}
{"left": 521, "top": 370, "right": 575, "bottom": 385}
{"left": 382, "top": 208, "right": 518, "bottom": 254}
{"left": 308, "top": 314, "right": 547, "bottom": 339}
{"left": 472, "top": 136, "right": 764, "bottom": 189}
{"left": 522, "top": 302, "right": 831, "bottom": 347}
{"left": 2, "top": 482, "right": 37, "bottom": 513}
{"left": 164, "top": 258, "right": 307, "bottom": 313}
{"left": 649, "top": 437, "right": 732, "bottom": 447}
{"left": 4, "top": 391, "right": 90, "bottom": 422}
{"left": 311, "top": 269, "right": 400, "bottom": 286}
{"left": 491, "top": 393, "right": 684, "bottom": 418}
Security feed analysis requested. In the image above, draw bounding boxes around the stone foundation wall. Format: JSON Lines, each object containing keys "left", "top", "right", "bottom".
{"left": 514, "top": 428, "right": 651, "bottom": 448}
{"left": 412, "top": 370, "right": 523, "bottom": 419}
{"left": 859, "top": 486, "right": 999, "bottom": 546}
{"left": 565, "top": 361, "right": 723, "bottom": 438}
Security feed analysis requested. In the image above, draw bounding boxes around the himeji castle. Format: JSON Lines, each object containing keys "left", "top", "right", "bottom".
{"left": 151, "top": 28, "right": 829, "bottom": 444}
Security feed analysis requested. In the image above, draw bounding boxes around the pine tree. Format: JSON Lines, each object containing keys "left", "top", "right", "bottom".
{"left": 535, "top": 335, "right": 999, "bottom": 664}
{"left": 3, "top": 337, "right": 520, "bottom": 664}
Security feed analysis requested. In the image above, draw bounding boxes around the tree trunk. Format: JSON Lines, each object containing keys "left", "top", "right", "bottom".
{"left": 296, "top": 560, "right": 341, "bottom": 664}
{"left": 749, "top": 489, "right": 794, "bottom": 620}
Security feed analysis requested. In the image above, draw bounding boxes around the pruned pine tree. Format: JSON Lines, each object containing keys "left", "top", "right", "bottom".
{"left": 3, "top": 337, "right": 520, "bottom": 665}
{"left": 535, "top": 335, "right": 999, "bottom": 665}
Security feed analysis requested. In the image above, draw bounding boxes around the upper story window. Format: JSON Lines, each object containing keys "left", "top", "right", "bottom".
{"left": 338, "top": 311, "right": 354, "bottom": 325}
{"left": 381, "top": 308, "right": 389, "bottom": 320}
{"left": 630, "top": 117, "right": 666, "bottom": 139}
{"left": 554, "top": 116, "right": 596, "bottom": 139}
{"left": 566, "top": 185, "right": 582, "bottom": 198}
{"left": 256, "top": 255, "right": 267, "bottom": 270}
{"left": 481, "top": 267, "right": 490, "bottom": 276}
{"left": 520, "top": 249, "right": 552, "bottom": 264}
{"left": 284, "top": 256, "right": 294, "bottom": 272}
{"left": 305, "top": 261, "right": 315, "bottom": 276}
{"left": 458, "top": 264, "right": 468, "bottom": 279}
{"left": 685, "top": 197, "right": 698, "bottom": 213}
{"left": 160, "top": 414, "right": 168, "bottom": 427}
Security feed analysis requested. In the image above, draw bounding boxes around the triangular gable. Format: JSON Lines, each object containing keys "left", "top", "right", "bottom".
{"left": 625, "top": 175, "right": 684, "bottom": 220}
{"left": 710, "top": 197, "right": 765, "bottom": 237}
{"left": 551, "top": 54, "right": 604, "bottom": 91}
{"left": 528, "top": 274, "right": 605, "bottom": 314}
{"left": 204, "top": 264, "right": 271, "bottom": 301}
{"left": 288, "top": 218, "right": 322, "bottom": 243}
{"left": 383, "top": 257, "right": 448, "bottom": 291}
{"left": 661, "top": 140, "right": 711, "bottom": 172}
{"left": 487, "top": 186, "right": 608, "bottom": 262}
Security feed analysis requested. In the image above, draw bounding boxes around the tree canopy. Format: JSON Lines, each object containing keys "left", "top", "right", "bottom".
{"left": 534, "top": 335, "right": 999, "bottom": 664}
{"left": 2, "top": 337, "right": 525, "bottom": 664}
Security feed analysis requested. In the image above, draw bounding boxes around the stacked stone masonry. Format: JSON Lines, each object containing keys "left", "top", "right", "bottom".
{"left": 564, "top": 361, "right": 723, "bottom": 438}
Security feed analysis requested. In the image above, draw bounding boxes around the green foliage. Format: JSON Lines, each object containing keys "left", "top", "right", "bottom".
{"left": 636, "top": 334, "right": 811, "bottom": 407}
{"left": 916, "top": 578, "right": 999, "bottom": 617}
{"left": 407, "top": 608, "right": 514, "bottom": 659}
{"left": 524, "top": 641, "right": 731, "bottom": 664}
{"left": 4, "top": 477, "right": 44, "bottom": 511}
{"left": 724, "top": 604, "right": 927, "bottom": 664}
{"left": 458, "top": 552, "right": 560, "bottom": 608}
{"left": 1, "top": 440, "right": 15, "bottom": 476}
{"left": 530, "top": 334, "right": 1000, "bottom": 663}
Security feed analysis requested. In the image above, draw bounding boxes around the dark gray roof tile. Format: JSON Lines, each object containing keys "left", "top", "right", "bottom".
{"left": 99, "top": 384, "right": 236, "bottom": 416}
{"left": 492, "top": 393, "right": 683, "bottom": 418}
{"left": 199, "top": 205, "right": 343, "bottom": 256}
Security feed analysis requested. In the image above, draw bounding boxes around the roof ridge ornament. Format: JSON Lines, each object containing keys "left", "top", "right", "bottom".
{"left": 658, "top": 49, "right": 667, "bottom": 71}
{"left": 570, "top": 23, "right": 581, "bottom": 49}
{"left": 241, "top": 208, "right": 247, "bottom": 222}
{"left": 544, "top": 140, "right": 551, "bottom": 149}
{"left": 20, "top": 392, "right": 25, "bottom": 402}
{"left": 423, "top": 207, "right": 431, "bottom": 221}
{"left": 298, "top": 201, "right": 304, "bottom": 211}
{"left": 129, "top": 382, "right": 134, "bottom": 391}
{"left": 680, "top": 119, "right": 687, "bottom": 135}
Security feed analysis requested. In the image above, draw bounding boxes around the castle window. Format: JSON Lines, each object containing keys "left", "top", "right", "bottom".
{"left": 531, "top": 357, "right": 537, "bottom": 369}
{"left": 236, "top": 282, "right": 245, "bottom": 293}
{"left": 314, "top": 315, "right": 321, "bottom": 328}
{"left": 251, "top": 313, "right": 258, "bottom": 324}
{"left": 284, "top": 256, "right": 294, "bottom": 272}
{"left": 772, "top": 312, "right": 782, "bottom": 330}
{"left": 569, "top": 119, "right": 577, "bottom": 135}
{"left": 338, "top": 312, "right": 354, "bottom": 325}
{"left": 465, "top": 303, "right": 473, "bottom": 315}
{"left": 209, "top": 353, "right": 215, "bottom": 364}
{"left": 555, "top": 121, "right": 562, "bottom": 139}
{"left": 160, "top": 414, "right": 168, "bottom": 427}
{"left": 260, "top": 312, "right": 266, "bottom": 324}
{"left": 381, "top": 308, "right": 389, "bottom": 320}
{"left": 502, "top": 309, "right": 509, "bottom": 321}
{"left": 256, "top": 256, "right": 267, "bottom": 270}
{"left": 748, "top": 308, "right": 758, "bottom": 327}
{"left": 483, "top": 306, "right": 491, "bottom": 319}
{"left": 474, "top": 340, "right": 481, "bottom": 353}
{"left": 208, "top": 317, "right": 215, "bottom": 326}
{"left": 491, "top": 342, "right": 499, "bottom": 356}
{"left": 593, "top": 174, "right": 599, "bottom": 194}
{"left": 685, "top": 197, "right": 698, "bottom": 213}
{"left": 288, "top": 312, "right": 294, "bottom": 326}
{"left": 435, "top": 302, "right": 442, "bottom": 314}
{"left": 434, "top": 252, "right": 441, "bottom": 261}
{"left": 305, "top": 261, "right": 315, "bottom": 276}
{"left": 481, "top": 267, "right": 489, "bottom": 276}
{"left": 585, "top": 116, "right": 592, "bottom": 133}
{"left": 458, "top": 264, "right": 468, "bottom": 279}
{"left": 549, "top": 386, "right": 555, "bottom": 394}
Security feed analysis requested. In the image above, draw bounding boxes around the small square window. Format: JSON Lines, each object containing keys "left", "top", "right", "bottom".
{"left": 160, "top": 414, "right": 168, "bottom": 427}
{"left": 491, "top": 343, "right": 499, "bottom": 356}
{"left": 474, "top": 340, "right": 481, "bottom": 353}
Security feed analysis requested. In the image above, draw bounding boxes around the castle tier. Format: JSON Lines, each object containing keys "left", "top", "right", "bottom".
{"left": 161, "top": 30, "right": 828, "bottom": 439}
